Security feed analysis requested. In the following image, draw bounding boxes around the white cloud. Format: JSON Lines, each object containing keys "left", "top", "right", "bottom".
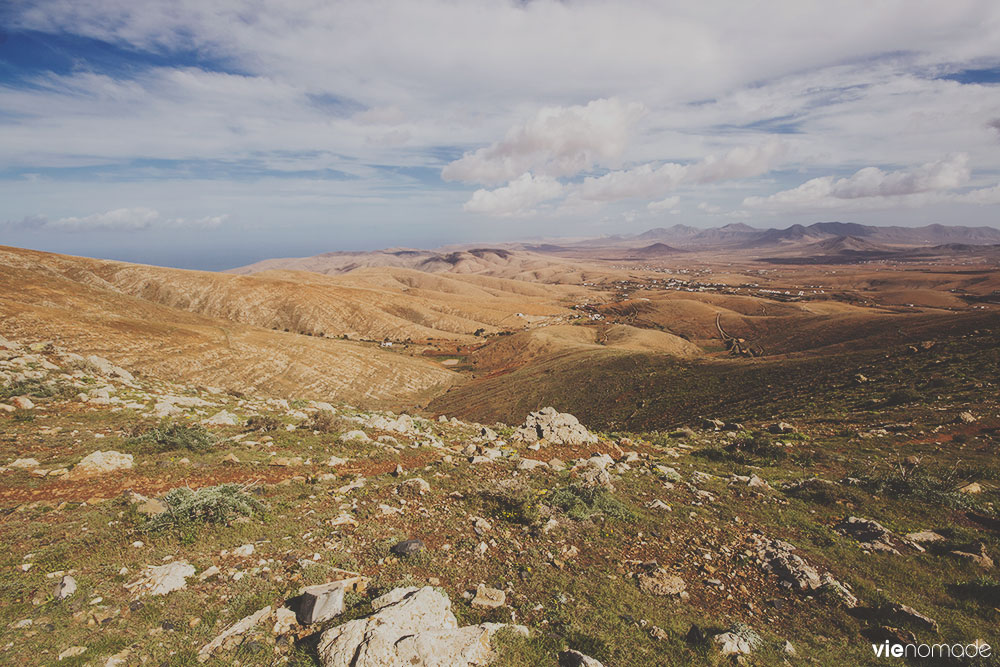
{"left": 744, "top": 154, "right": 977, "bottom": 210}
{"left": 576, "top": 140, "right": 786, "bottom": 202}
{"left": 2, "top": 2, "right": 1000, "bottom": 245}
{"left": 647, "top": 196, "right": 680, "bottom": 211}
{"left": 442, "top": 98, "right": 646, "bottom": 185}
{"left": 463, "top": 173, "right": 563, "bottom": 217}
{"left": 6, "top": 207, "right": 229, "bottom": 232}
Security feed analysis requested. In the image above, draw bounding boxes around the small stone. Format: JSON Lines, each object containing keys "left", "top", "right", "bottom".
{"left": 391, "top": 539, "right": 425, "bottom": 556}
{"left": 297, "top": 576, "right": 368, "bottom": 625}
{"left": 472, "top": 517, "right": 492, "bottom": 535}
{"left": 400, "top": 477, "right": 430, "bottom": 495}
{"left": 714, "top": 632, "right": 752, "bottom": 655}
{"left": 11, "top": 396, "right": 34, "bottom": 410}
{"left": 203, "top": 410, "right": 239, "bottom": 426}
{"left": 67, "top": 450, "right": 133, "bottom": 479}
{"left": 654, "top": 465, "right": 681, "bottom": 482}
{"left": 272, "top": 607, "right": 298, "bottom": 635}
{"left": 53, "top": 575, "right": 77, "bottom": 600}
{"left": 768, "top": 421, "right": 795, "bottom": 434}
{"left": 58, "top": 646, "right": 86, "bottom": 661}
{"left": 471, "top": 584, "right": 506, "bottom": 609}
{"left": 232, "top": 544, "right": 255, "bottom": 558}
{"left": 638, "top": 568, "right": 686, "bottom": 596}
{"left": 905, "top": 530, "right": 945, "bottom": 543}
{"left": 198, "top": 605, "right": 272, "bottom": 662}
{"left": 559, "top": 649, "right": 605, "bottom": 666}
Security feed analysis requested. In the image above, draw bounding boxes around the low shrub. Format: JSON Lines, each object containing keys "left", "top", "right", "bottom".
{"left": 483, "top": 488, "right": 543, "bottom": 526}
{"left": 549, "top": 484, "right": 636, "bottom": 523}
{"left": 126, "top": 423, "right": 215, "bottom": 454}
{"left": 1, "top": 378, "right": 75, "bottom": 400}
{"left": 12, "top": 409, "right": 35, "bottom": 423}
{"left": 849, "top": 463, "right": 978, "bottom": 510}
{"left": 950, "top": 576, "right": 1000, "bottom": 606}
{"left": 244, "top": 414, "right": 282, "bottom": 432}
{"left": 884, "top": 387, "right": 921, "bottom": 406}
{"left": 146, "top": 483, "right": 265, "bottom": 533}
{"left": 693, "top": 431, "right": 787, "bottom": 465}
{"left": 308, "top": 410, "right": 340, "bottom": 433}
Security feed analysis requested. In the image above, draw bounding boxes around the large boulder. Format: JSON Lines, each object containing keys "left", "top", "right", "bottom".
{"left": 515, "top": 407, "right": 597, "bottom": 445}
{"left": 317, "top": 586, "right": 526, "bottom": 667}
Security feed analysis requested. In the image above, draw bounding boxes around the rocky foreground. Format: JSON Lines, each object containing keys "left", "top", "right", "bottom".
{"left": 0, "top": 333, "right": 997, "bottom": 665}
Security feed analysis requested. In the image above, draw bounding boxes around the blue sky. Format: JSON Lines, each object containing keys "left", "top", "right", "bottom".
{"left": 1, "top": 1, "right": 999, "bottom": 270}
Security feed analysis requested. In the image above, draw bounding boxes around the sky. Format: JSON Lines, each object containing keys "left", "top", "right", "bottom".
{"left": 1, "top": 1, "right": 999, "bottom": 270}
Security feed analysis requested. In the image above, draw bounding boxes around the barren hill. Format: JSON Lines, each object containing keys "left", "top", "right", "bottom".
{"left": 0, "top": 246, "right": 460, "bottom": 407}
{"left": 229, "top": 247, "right": 614, "bottom": 284}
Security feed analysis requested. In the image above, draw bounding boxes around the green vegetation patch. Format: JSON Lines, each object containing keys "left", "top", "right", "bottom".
{"left": 146, "top": 483, "right": 266, "bottom": 534}
{"left": 549, "top": 484, "right": 637, "bottom": 523}
{"left": 125, "top": 422, "right": 216, "bottom": 454}
{"left": 1, "top": 377, "right": 75, "bottom": 400}
{"left": 849, "top": 463, "right": 981, "bottom": 510}
{"left": 950, "top": 576, "right": 1000, "bottom": 607}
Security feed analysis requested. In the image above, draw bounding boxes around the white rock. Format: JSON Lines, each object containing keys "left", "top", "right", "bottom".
{"left": 58, "top": 646, "right": 86, "bottom": 661}
{"left": 10, "top": 396, "right": 34, "bottom": 410}
{"left": 86, "top": 355, "right": 134, "bottom": 382}
{"left": 318, "top": 587, "right": 525, "bottom": 667}
{"left": 125, "top": 561, "right": 195, "bottom": 597}
{"left": 232, "top": 544, "right": 255, "bottom": 558}
{"left": 68, "top": 450, "right": 133, "bottom": 479}
{"left": 471, "top": 584, "right": 506, "bottom": 609}
{"left": 9, "top": 458, "right": 40, "bottom": 469}
{"left": 153, "top": 401, "right": 183, "bottom": 417}
{"left": 198, "top": 605, "right": 272, "bottom": 662}
{"left": 273, "top": 607, "right": 298, "bottom": 635}
{"left": 202, "top": 410, "right": 239, "bottom": 426}
{"left": 714, "top": 632, "right": 752, "bottom": 655}
{"left": 53, "top": 575, "right": 77, "bottom": 600}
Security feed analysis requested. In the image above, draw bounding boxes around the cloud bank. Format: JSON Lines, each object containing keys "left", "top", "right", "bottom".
{"left": 1, "top": 0, "right": 999, "bottom": 261}
{"left": 5, "top": 208, "right": 229, "bottom": 232}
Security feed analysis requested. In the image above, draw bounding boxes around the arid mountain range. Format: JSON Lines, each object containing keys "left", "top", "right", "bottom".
{"left": 232, "top": 222, "right": 1000, "bottom": 275}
